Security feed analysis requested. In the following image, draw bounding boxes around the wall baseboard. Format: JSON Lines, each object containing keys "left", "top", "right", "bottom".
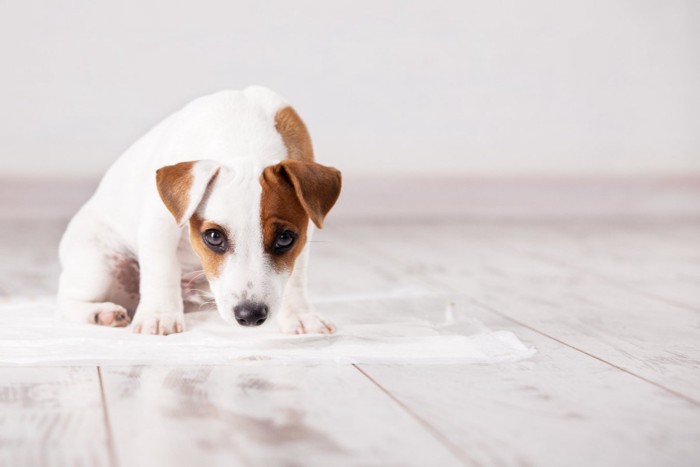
{"left": 2, "top": 175, "right": 699, "bottom": 222}
{"left": 334, "top": 175, "right": 700, "bottom": 221}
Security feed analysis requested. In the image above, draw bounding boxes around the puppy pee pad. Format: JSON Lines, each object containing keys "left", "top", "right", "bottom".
{"left": 0, "top": 292, "right": 535, "bottom": 365}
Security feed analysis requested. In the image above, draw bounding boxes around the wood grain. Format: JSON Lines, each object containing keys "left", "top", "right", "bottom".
{"left": 0, "top": 366, "right": 113, "bottom": 467}
{"left": 359, "top": 340, "right": 700, "bottom": 467}
{"left": 470, "top": 222, "right": 700, "bottom": 310}
{"left": 99, "top": 365, "right": 464, "bottom": 467}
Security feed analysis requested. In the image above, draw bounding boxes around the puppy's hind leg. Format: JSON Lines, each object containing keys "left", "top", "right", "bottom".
{"left": 57, "top": 299, "right": 130, "bottom": 327}
{"left": 56, "top": 210, "right": 132, "bottom": 328}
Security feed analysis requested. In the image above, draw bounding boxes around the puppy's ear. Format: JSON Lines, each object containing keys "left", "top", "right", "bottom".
{"left": 155, "top": 160, "right": 220, "bottom": 226}
{"left": 266, "top": 160, "right": 342, "bottom": 228}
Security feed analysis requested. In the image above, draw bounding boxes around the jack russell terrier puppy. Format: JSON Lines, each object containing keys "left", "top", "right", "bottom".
{"left": 57, "top": 86, "right": 341, "bottom": 335}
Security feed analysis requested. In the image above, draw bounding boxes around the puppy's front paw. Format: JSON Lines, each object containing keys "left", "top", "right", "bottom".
{"left": 278, "top": 311, "right": 336, "bottom": 335}
{"left": 132, "top": 310, "right": 184, "bottom": 335}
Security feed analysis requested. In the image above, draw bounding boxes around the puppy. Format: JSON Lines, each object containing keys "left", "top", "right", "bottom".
{"left": 57, "top": 86, "right": 341, "bottom": 335}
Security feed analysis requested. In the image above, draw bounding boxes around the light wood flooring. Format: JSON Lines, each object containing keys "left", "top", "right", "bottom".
{"left": 1, "top": 218, "right": 699, "bottom": 466}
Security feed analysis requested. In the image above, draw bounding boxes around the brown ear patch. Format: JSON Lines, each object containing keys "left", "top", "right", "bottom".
{"left": 188, "top": 215, "right": 229, "bottom": 279}
{"left": 156, "top": 161, "right": 195, "bottom": 224}
{"left": 271, "top": 160, "right": 341, "bottom": 229}
{"left": 275, "top": 106, "right": 314, "bottom": 162}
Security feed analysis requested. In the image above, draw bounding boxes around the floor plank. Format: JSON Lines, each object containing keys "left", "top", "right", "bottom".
{"left": 305, "top": 227, "right": 398, "bottom": 298}
{"left": 471, "top": 222, "right": 700, "bottom": 311}
{"left": 99, "top": 365, "right": 464, "bottom": 467}
{"left": 0, "top": 366, "right": 113, "bottom": 467}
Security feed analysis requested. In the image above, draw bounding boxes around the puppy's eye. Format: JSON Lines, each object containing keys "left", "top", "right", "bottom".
{"left": 203, "top": 229, "right": 227, "bottom": 252}
{"left": 273, "top": 230, "right": 297, "bottom": 254}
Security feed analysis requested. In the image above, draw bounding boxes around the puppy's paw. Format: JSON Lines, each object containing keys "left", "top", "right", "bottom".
{"left": 278, "top": 312, "right": 336, "bottom": 335}
{"left": 132, "top": 311, "right": 185, "bottom": 335}
{"left": 93, "top": 304, "right": 131, "bottom": 328}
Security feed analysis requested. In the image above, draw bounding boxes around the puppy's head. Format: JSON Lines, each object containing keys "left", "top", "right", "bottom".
{"left": 156, "top": 159, "right": 341, "bottom": 327}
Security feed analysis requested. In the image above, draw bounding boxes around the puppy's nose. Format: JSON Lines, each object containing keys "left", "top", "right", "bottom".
{"left": 233, "top": 301, "right": 269, "bottom": 327}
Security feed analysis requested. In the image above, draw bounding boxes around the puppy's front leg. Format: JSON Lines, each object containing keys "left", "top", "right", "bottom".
{"left": 132, "top": 215, "right": 185, "bottom": 335}
{"left": 135, "top": 159, "right": 220, "bottom": 334}
{"left": 277, "top": 235, "right": 335, "bottom": 335}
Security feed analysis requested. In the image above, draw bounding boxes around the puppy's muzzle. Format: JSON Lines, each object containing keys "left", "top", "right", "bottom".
{"left": 233, "top": 301, "right": 269, "bottom": 326}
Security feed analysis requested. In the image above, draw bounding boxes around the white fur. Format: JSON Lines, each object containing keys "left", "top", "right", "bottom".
{"left": 199, "top": 159, "right": 282, "bottom": 325}
{"left": 57, "top": 86, "right": 332, "bottom": 335}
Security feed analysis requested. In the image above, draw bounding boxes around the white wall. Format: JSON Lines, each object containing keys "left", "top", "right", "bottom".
{"left": 0, "top": 0, "right": 698, "bottom": 178}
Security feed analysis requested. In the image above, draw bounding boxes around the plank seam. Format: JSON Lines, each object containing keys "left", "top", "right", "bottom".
{"left": 352, "top": 364, "right": 477, "bottom": 467}
{"left": 97, "top": 367, "right": 120, "bottom": 467}
{"left": 471, "top": 298, "right": 700, "bottom": 408}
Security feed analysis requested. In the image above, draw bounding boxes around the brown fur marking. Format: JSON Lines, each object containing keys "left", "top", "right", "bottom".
{"left": 275, "top": 106, "right": 314, "bottom": 162}
{"left": 269, "top": 160, "right": 342, "bottom": 228}
{"left": 260, "top": 160, "right": 342, "bottom": 271}
{"left": 260, "top": 165, "right": 309, "bottom": 272}
{"left": 156, "top": 161, "right": 196, "bottom": 224}
{"left": 189, "top": 214, "right": 230, "bottom": 279}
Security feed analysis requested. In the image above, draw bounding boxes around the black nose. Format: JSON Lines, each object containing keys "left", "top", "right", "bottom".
{"left": 233, "top": 301, "right": 269, "bottom": 327}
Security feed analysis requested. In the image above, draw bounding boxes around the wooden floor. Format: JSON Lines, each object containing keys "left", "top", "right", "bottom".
{"left": 1, "top": 218, "right": 699, "bottom": 466}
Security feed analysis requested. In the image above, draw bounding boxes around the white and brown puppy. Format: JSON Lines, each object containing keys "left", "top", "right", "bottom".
{"left": 57, "top": 86, "right": 341, "bottom": 335}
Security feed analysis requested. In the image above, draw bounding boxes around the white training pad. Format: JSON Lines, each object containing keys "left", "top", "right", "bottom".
{"left": 0, "top": 293, "right": 535, "bottom": 365}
